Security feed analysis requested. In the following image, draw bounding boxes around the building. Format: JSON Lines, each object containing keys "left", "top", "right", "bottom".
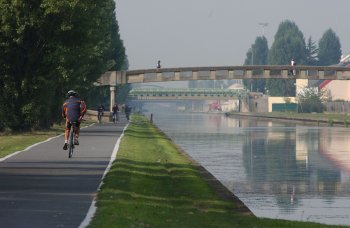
{"left": 318, "top": 54, "right": 350, "bottom": 101}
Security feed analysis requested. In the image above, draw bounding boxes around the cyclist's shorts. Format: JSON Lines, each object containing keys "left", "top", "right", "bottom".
{"left": 66, "top": 121, "right": 81, "bottom": 130}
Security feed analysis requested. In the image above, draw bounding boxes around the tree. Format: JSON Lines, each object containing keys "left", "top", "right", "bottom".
{"left": 268, "top": 20, "right": 307, "bottom": 65}
{"left": 243, "top": 36, "right": 269, "bottom": 93}
{"left": 317, "top": 29, "right": 342, "bottom": 66}
{"left": 297, "top": 87, "right": 330, "bottom": 113}
{"left": 244, "top": 36, "right": 269, "bottom": 66}
{"left": 305, "top": 36, "right": 318, "bottom": 66}
{"left": 0, "top": 0, "right": 126, "bottom": 130}
{"left": 267, "top": 20, "right": 306, "bottom": 96}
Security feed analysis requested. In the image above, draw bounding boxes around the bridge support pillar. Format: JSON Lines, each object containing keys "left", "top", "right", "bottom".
{"left": 110, "top": 86, "right": 116, "bottom": 112}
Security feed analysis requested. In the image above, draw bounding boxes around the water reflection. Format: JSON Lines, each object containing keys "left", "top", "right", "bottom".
{"left": 142, "top": 105, "right": 350, "bottom": 225}
{"left": 241, "top": 125, "right": 343, "bottom": 211}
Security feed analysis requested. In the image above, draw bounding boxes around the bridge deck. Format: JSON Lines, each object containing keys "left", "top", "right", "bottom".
{"left": 99, "top": 65, "right": 350, "bottom": 85}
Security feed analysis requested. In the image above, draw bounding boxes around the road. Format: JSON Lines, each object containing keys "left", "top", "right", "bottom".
{"left": 0, "top": 119, "right": 127, "bottom": 228}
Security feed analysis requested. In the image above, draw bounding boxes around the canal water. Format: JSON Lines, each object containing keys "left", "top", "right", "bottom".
{"left": 142, "top": 103, "right": 350, "bottom": 226}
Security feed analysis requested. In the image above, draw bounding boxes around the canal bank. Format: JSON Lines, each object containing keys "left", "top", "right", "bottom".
{"left": 88, "top": 114, "right": 332, "bottom": 227}
{"left": 225, "top": 111, "right": 350, "bottom": 127}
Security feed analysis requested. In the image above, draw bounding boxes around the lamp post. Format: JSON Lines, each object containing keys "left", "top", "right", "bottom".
{"left": 258, "top": 22, "right": 268, "bottom": 36}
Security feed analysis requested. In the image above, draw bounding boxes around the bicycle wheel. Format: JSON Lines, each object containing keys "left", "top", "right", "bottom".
{"left": 98, "top": 113, "right": 101, "bottom": 124}
{"left": 68, "top": 127, "right": 74, "bottom": 158}
{"left": 113, "top": 114, "right": 117, "bottom": 124}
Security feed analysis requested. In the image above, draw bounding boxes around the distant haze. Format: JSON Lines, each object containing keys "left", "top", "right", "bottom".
{"left": 116, "top": 0, "right": 350, "bottom": 70}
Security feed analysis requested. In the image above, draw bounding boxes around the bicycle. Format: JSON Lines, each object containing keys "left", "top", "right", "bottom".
{"left": 97, "top": 111, "right": 103, "bottom": 124}
{"left": 112, "top": 112, "right": 119, "bottom": 124}
{"left": 67, "top": 122, "right": 77, "bottom": 158}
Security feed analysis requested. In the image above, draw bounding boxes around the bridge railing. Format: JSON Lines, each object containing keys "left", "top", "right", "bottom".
{"left": 99, "top": 65, "right": 350, "bottom": 86}
{"left": 128, "top": 88, "right": 247, "bottom": 99}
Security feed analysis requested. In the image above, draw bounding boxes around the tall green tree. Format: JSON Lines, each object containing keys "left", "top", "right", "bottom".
{"left": 244, "top": 36, "right": 269, "bottom": 66}
{"left": 243, "top": 36, "right": 269, "bottom": 93}
{"left": 0, "top": 0, "right": 126, "bottom": 130}
{"left": 317, "top": 29, "right": 342, "bottom": 66}
{"left": 267, "top": 20, "right": 306, "bottom": 96}
{"left": 268, "top": 20, "right": 307, "bottom": 65}
{"left": 305, "top": 36, "right": 318, "bottom": 66}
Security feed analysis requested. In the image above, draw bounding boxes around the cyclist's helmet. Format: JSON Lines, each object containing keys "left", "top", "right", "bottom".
{"left": 67, "top": 90, "right": 77, "bottom": 97}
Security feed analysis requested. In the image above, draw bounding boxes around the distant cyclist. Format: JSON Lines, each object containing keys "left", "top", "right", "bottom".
{"left": 62, "top": 90, "right": 86, "bottom": 150}
{"left": 112, "top": 103, "right": 119, "bottom": 123}
{"left": 124, "top": 104, "right": 132, "bottom": 121}
{"left": 97, "top": 104, "right": 105, "bottom": 123}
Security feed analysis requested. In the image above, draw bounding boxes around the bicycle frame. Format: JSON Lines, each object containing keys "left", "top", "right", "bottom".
{"left": 68, "top": 122, "right": 77, "bottom": 158}
{"left": 112, "top": 112, "right": 119, "bottom": 123}
{"left": 98, "top": 112, "right": 103, "bottom": 124}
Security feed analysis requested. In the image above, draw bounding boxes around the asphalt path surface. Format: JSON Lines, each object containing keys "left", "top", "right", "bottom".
{"left": 0, "top": 119, "right": 127, "bottom": 228}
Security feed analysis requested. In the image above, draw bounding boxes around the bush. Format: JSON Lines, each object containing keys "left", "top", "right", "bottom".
{"left": 298, "top": 102, "right": 324, "bottom": 113}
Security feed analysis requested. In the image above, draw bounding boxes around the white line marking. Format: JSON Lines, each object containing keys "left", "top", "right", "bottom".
{"left": 78, "top": 123, "right": 128, "bottom": 228}
{"left": 0, "top": 134, "right": 62, "bottom": 162}
{"left": 0, "top": 123, "right": 94, "bottom": 162}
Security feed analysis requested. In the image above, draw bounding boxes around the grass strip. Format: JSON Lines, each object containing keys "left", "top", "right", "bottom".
{"left": 88, "top": 115, "right": 337, "bottom": 228}
{"left": 0, "top": 121, "right": 93, "bottom": 158}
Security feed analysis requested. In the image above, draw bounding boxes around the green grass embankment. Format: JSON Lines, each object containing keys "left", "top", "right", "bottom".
{"left": 88, "top": 115, "right": 337, "bottom": 228}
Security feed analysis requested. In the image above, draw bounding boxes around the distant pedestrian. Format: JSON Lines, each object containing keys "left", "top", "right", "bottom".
{"left": 157, "top": 60, "right": 161, "bottom": 69}
{"left": 290, "top": 58, "right": 296, "bottom": 75}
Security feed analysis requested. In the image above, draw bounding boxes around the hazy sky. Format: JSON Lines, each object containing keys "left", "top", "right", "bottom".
{"left": 115, "top": 0, "right": 350, "bottom": 70}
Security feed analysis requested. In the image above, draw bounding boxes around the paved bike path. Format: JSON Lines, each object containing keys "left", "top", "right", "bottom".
{"left": 0, "top": 120, "right": 128, "bottom": 228}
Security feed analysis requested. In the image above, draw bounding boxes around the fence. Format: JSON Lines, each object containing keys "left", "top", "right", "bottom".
{"left": 325, "top": 101, "right": 350, "bottom": 113}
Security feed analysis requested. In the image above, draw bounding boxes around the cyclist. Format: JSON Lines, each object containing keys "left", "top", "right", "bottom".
{"left": 97, "top": 104, "right": 105, "bottom": 123}
{"left": 124, "top": 104, "right": 132, "bottom": 121}
{"left": 112, "top": 103, "right": 119, "bottom": 123}
{"left": 62, "top": 90, "right": 86, "bottom": 150}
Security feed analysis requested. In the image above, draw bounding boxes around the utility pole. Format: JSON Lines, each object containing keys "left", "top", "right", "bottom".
{"left": 258, "top": 22, "right": 268, "bottom": 36}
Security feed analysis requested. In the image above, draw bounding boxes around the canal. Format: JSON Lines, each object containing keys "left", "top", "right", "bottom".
{"left": 142, "top": 103, "right": 350, "bottom": 226}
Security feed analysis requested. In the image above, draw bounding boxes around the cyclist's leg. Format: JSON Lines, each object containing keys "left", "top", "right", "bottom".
{"left": 65, "top": 121, "right": 71, "bottom": 141}
{"left": 74, "top": 122, "right": 80, "bottom": 145}
{"left": 114, "top": 113, "right": 118, "bottom": 123}
{"left": 63, "top": 121, "right": 71, "bottom": 150}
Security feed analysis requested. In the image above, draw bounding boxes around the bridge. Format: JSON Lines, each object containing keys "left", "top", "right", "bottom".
{"left": 128, "top": 88, "right": 248, "bottom": 100}
{"left": 98, "top": 65, "right": 350, "bottom": 110}
{"left": 100, "top": 65, "right": 350, "bottom": 85}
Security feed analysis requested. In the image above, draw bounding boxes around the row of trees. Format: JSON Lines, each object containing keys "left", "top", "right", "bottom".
{"left": 243, "top": 20, "right": 342, "bottom": 96}
{"left": 0, "top": 0, "right": 127, "bottom": 131}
